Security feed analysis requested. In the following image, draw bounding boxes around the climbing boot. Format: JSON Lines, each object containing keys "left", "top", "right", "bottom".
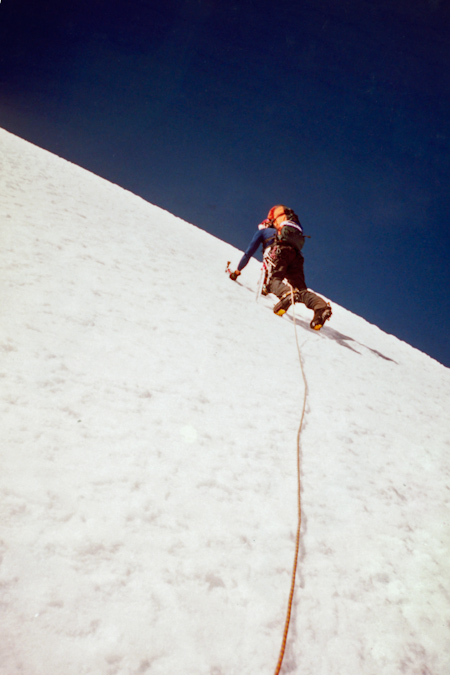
{"left": 273, "top": 290, "right": 302, "bottom": 316}
{"left": 310, "top": 303, "right": 332, "bottom": 330}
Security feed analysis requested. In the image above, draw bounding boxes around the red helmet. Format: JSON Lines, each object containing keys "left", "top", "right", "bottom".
{"left": 267, "top": 205, "right": 300, "bottom": 229}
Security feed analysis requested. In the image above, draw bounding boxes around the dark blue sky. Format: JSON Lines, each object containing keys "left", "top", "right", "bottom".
{"left": 1, "top": 0, "right": 450, "bottom": 366}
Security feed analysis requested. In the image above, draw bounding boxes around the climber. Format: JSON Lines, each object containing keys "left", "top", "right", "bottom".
{"left": 230, "top": 205, "right": 332, "bottom": 330}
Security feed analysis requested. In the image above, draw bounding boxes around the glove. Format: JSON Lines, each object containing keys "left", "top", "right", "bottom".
{"left": 229, "top": 270, "right": 241, "bottom": 281}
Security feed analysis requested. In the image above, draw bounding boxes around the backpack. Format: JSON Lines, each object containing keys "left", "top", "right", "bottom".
{"left": 277, "top": 222, "right": 305, "bottom": 252}
{"left": 267, "top": 205, "right": 305, "bottom": 252}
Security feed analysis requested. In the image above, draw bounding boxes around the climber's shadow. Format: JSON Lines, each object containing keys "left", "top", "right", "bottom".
{"left": 286, "top": 313, "right": 397, "bottom": 363}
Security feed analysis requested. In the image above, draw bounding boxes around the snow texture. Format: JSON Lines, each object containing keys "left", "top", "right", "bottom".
{"left": 1, "top": 127, "right": 449, "bottom": 675}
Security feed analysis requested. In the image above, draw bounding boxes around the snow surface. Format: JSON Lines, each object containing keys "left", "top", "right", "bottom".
{"left": 1, "top": 127, "right": 450, "bottom": 675}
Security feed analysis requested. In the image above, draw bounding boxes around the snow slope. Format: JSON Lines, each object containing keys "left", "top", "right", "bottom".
{"left": 1, "top": 127, "right": 449, "bottom": 675}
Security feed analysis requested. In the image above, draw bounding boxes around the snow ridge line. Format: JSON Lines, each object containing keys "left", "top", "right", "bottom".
{"left": 274, "top": 287, "right": 308, "bottom": 675}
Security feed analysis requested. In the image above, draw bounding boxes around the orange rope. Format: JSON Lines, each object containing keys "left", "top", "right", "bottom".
{"left": 274, "top": 287, "right": 308, "bottom": 675}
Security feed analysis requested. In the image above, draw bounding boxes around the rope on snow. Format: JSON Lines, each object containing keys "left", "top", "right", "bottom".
{"left": 273, "top": 284, "right": 308, "bottom": 675}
